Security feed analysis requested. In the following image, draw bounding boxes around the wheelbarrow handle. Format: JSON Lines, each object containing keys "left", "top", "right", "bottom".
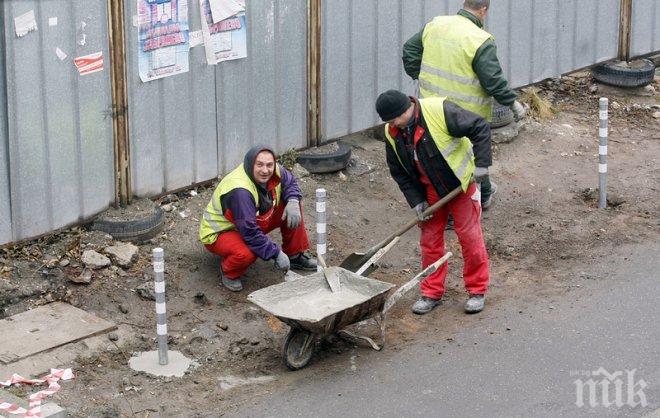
{"left": 382, "top": 252, "right": 453, "bottom": 314}
{"left": 370, "top": 187, "right": 462, "bottom": 256}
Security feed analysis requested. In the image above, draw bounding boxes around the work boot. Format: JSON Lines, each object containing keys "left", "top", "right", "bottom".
{"left": 411, "top": 296, "right": 441, "bottom": 315}
{"left": 464, "top": 294, "right": 485, "bottom": 314}
{"left": 221, "top": 275, "right": 243, "bottom": 292}
{"left": 289, "top": 252, "right": 317, "bottom": 271}
{"left": 481, "top": 181, "right": 498, "bottom": 210}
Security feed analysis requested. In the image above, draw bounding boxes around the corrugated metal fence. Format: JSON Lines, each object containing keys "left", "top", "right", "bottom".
{"left": 125, "top": 0, "right": 307, "bottom": 197}
{"left": 0, "top": 0, "right": 114, "bottom": 245}
{"left": 0, "top": 0, "right": 658, "bottom": 245}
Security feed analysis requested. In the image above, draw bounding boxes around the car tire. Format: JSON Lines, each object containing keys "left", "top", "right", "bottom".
{"left": 592, "top": 59, "right": 655, "bottom": 88}
{"left": 490, "top": 103, "right": 515, "bottom": 128}
{"left": 296, "top": 141, "right": 352, "bottom": 174}
{"left": 92, "top": 200, "right": 164, "bottom": 243}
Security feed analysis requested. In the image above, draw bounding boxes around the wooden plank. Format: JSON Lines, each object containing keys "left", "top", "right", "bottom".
{"left": 0, "top": 303, "right": 116, "bottom": 364}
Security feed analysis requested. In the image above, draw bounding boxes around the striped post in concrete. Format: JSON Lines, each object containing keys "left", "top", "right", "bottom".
{"left": 316, "top": 188, "right": 326, "bottom": 272}
{"left": 598, "top": 98, "right": 608, "bottom": 209}
{"left": 153, "top": 247, "right": 168, "bottom": 365}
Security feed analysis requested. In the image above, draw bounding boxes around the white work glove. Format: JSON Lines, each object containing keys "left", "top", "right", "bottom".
{"left": 274, "top": 250, "right": 290, "bottom": 271}
{"left": 473, "top": 167, "right": 489, "bottom": 183}
{"left": 510, "top": 101, "right": 526, "bottom": 122}
{"left": 414, "top": 201, "right": 432, "bottom": 221}
{"left": 282, "top": 199, "right": 301, "bottom": 229}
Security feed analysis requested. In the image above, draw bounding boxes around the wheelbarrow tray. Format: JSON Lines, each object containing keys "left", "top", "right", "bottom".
{"left": 248, "top": 267, "right": 394, "bottom": 336}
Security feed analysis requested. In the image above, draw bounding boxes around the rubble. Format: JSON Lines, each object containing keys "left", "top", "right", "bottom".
{"left": 104, "top": 242, "right": 139, "bottom": 268}
{"left": 81, "top": 250, "right": 111, "bottom": 270}
{"left": 69, "top": 268, "right": 93, "bottom": 284}
{"left": 135, "top": 282, "right": 156, "bottom": 301}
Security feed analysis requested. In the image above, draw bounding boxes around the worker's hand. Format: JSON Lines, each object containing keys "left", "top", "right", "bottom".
{"left": 473, "top": 167, "right": 489, "bottom": 183}
{"left": 414, "top": 201, "right": 432, "bottom": 222}
{"left": 510, "top": 101, "right": 526, "bottom": 122}
{"left": 274, "top": 250, "right": 290, "bottom": 271}
{"left": 282, "top": 199, "right": 301, "bottom": 229}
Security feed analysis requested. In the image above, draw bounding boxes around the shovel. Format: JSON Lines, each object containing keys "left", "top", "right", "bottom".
{"left": 339, "top": 186, "right": 462, "bottom": 274}
{"left": 317, "top": 253, "right": 341, "bottom": 293}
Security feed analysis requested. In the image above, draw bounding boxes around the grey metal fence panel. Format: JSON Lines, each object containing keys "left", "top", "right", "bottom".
{"left": 125, "top": 0, "right": 219, "bottom": 197}
{"left": 631, "top": 0, "right": 660, "bottom": 58}
{"left": 322, "top": 0, "right": 620, "bottom": 140}
{"left": 0, "top": 6, "right": 10, "bottom": 244}
{"left": 215, "top": 0, "right": 307, "bottom": 174}
{"left": 2, "top": 0, "right": 114, "bottom": 245}
{"left": 126, "top": 0, "right": 307, "bottom": 196}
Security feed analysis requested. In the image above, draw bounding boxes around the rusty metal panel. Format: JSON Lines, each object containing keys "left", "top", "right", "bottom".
{"left": 1, "top": 0, "right": 114, "bottom": 245}
{"left": 322, "top": 0, "right": 620, "bottom": 140}
{"left": 631, "top": 0, "right": 660, "bottom": 58}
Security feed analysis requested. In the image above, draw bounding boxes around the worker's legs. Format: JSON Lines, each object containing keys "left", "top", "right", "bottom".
{"left": 262, "top": 202, "right": 310, "bottom": 256}
{"left": 204, "top": 231, "right": 257, "bottom": 279}
{"left": 419, "top": 204, "right": 450, "bottom": 300}
{"left": 450, "top": 183, "right": 490, "bottom": 296}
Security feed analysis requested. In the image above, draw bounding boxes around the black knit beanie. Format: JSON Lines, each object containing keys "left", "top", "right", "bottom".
{"left": 376, "top": 90, "right": 411, "bottom": 121}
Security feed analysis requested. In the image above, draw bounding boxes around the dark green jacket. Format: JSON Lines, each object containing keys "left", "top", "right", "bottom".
{"left": 402, "top": 9, "right": 517, "bottom": 106}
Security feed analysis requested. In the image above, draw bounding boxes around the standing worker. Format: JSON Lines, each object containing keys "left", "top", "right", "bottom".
{"left": 376, "top": 89, "right": 491, "bottom": 315}
{"left": 402, "top": 0, "right": 525, "bottom": 210}
{"left": 199, "top": 145, "right": 317, "bottom": 292}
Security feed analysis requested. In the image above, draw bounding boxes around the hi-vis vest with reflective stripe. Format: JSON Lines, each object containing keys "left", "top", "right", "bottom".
{"left": 199, "top": 164, "right": 282, "bottom": 245}
{"left": 419, "top": 15, "right": 494, "bottom": 121}
{"left": 384, "top": 97, "right": 475, "bottom": 192}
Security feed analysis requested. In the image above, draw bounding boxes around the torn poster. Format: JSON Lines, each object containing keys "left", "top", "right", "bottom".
{"left": 189, "top": 30, "right": 204, "bottom": 48}
{"left": 209, "top": 0, "right": 244, "bottom": 24}
{"left": 48, "top": 17, "right": 58, "bottom": 26}
{"left": 74, "top": 52, "right": 104, "bottom": 75}
{"left": 200, "top": 0, "right": 247, "bottom": 65}
{"left": 15, "top": 10, "right": 38, "bottom": 37}
{"left": 137, "top": 0, "right": 190, "bottom": 82}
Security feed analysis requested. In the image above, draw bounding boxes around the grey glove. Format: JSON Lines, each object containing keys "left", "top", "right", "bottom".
{"left": 473, "top": 166, "right": 489, "bottom": 183}
{"left": 274, "top": 250, "right": 290, "bottom": 271}
{"left": 282, "top": 199, "right": 301, "bottom": 229}
{"left": 414, "top": 201, "right": 432, "bottom": 221}
{"left": 510, "top": 101, "right": 526, "bottom": 122}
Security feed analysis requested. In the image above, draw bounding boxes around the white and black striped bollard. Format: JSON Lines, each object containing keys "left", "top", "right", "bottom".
{"left": 316, "top": 188, "right": 326, "bottom": 272}
{"left": 153, "top": 247, "right": 168, "bottom": 365}
{"left": 598, "top": 98, "right": 608, "bottom": 209}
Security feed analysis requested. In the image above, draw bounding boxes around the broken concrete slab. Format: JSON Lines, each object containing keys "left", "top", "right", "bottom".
{"left": 81, "top": 250, "right": 111, "bottom": 270}
{"left": 104, "top": 242, "right": 139, "bottom": 268}
{"left": 0, "top": 303, "right": 116, "bottom": 365}
{"left": 129, "top": 351, "right": 192, "bottom": 378}
{"left": 0, "top": 388, "right": 65, "bottom": 418}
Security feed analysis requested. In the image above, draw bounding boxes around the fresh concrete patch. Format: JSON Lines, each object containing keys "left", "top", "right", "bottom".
{"left": 217, "top": 375, "right": 277, "bottom": 391}
{"left": 129, "top": 351, "right": 192, "bottom": 378}
{"left": 491, "top": 121, "right": 522, "bottom": 144}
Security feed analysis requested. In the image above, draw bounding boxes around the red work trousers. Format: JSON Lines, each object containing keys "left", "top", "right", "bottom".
{"left": 419, "top": 182, "right": 490, "bottom": 300}
{"left": 204, "top": 203, "right": 310, "bottom": 279}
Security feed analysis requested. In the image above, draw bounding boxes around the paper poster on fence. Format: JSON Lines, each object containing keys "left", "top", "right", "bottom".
{"left": 137, "top": 0, "right": 190, "bottom": 82}
{"left": 200, "top": 0, "right": 247, "bottom": 65}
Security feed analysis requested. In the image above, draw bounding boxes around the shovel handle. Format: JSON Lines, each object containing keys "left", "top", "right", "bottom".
{"left": 372, "top": 186, "right": 462, "bottom": 253}
{"left": 317, "top": 253, "right": 327, "bottom": 268}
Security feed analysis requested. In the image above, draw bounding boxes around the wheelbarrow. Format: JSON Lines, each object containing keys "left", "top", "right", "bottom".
{"left": 247, "top": 253, "right": 452, "bottom": 370}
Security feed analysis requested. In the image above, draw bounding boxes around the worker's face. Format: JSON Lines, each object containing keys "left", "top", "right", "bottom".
{"left": 389, "top": 104, "right": 415, "bottom": 129}
{"left": 253, "top": 151, "right": 275, "bottom": 184}
{"left": 475, "top": 6, "right": 488, "bottom": 22}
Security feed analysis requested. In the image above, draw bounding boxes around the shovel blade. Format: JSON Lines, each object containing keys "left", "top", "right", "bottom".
{"left": 323, "top": 267, "right": 342, "bottom": 293}
{"left": 339, "top": 252, "right": 379, "bottom": 276}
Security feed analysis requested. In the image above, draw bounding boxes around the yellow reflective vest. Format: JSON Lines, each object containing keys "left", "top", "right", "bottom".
{"left": 384, "top": 97, "right": 475, "bottom": 192}
{"left": 199, "top": 164, "right": 283, "bottom": 245}
{"left": 418, "top": 15, "right": 494, "bottom": 120}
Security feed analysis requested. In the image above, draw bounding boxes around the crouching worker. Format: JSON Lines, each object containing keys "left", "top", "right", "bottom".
{"left": 199, "top": 145, "right": 317, "bottom": 292}
{"left": 375, "top": 90, "right": 491, "bottom": 315}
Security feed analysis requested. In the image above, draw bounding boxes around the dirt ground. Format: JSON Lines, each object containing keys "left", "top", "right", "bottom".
{"left": 0, "top": 72, "right": 658, "bottom": 417}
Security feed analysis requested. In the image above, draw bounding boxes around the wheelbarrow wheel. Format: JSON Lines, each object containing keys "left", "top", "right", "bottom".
{"left": 283, "top": 328, "right": 315, "bottom": 370}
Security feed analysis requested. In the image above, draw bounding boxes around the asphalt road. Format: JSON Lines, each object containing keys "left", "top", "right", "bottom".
{"left": 228, "top": 242, "right": 659, "bottom": 418}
